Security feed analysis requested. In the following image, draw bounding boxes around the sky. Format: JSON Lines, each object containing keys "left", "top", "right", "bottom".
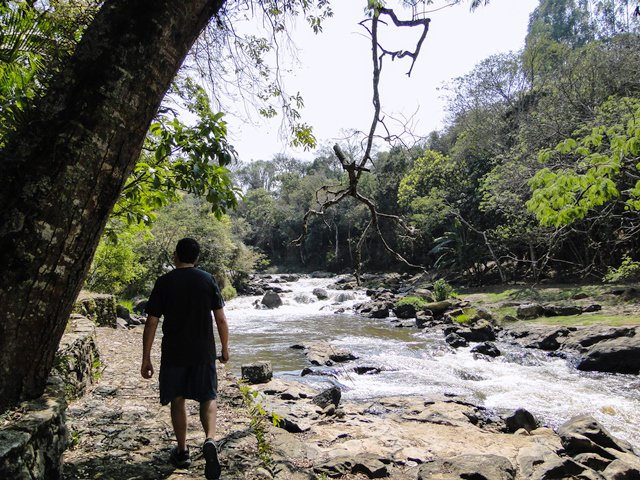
{"left": 227, "top": 0, "right": 540, "bottom": 162}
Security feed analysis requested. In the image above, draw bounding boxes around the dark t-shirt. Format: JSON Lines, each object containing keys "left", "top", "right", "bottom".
{"left": 145, "top": 267, "right": 225, "bottom": 367}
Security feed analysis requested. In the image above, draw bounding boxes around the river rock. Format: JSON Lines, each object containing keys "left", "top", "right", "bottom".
{"left": 476, "top": 307, "right": 494, "bottom": 321}
{"left": 471, "top": 341, "right": 501, "bottom": 357}
{"left": 506, "top": 325, "right": 571, "bottom": 351}
{"left": 334, "top": 292, "right": 355, "bottom": 303}
{"left": 241, "top": 361, "right": 273, "bottom": 384}
{"left": 116, "top": 305, "right": 130, "bottom": 321}
{"left": 602, "top": 458, "right": 640, "bottom": 479}
{"left": 456, "top": 320, "right": 496, "bottom": 342}
{"left": 558, "top": 416, "right": 632, "bottom": 459}
{"left": 305, "top": 342, "right": 357, "bottom": 366}
{"left": 542, "top": 304, "right": 583, "bottom": 317}
{"left": 516, "top": 445, "right": 561, "bottom": 478}
{"left": 312, "top": 386, "right": 341, "bottom": 409}
{"left": 517, "top": 303, "right": 545, "bottom": 320}
{"left": 417, "top": 454, "right": 515, "bottom": 480}
{"left": 574, "top": 452, "right": 612, "bottom": 471}
{"left": 313, "top": 287, "right": 329, "bottom": 300}
{"left": 294, "top": 293, "right": 315, "bottom": 304}
{"left": 393, "top": 303, "right": 418, "bottom": 319}
{"left": 576, "top": 336, "right": 640, "bottom": 374}
{"left": 565, "top": 326, "right": 637, "bottom": 350}
{"left": 280, "top": 274, "right": 300, "bottom": 282}
{"left": 354, "top": 366, "right": 381, "bottom": 375}
{"left": 261, "top": 291, "right": 282, "bottom": 309}
{"left": 445, "top": 332, "right": 468, "bottom": 348}
{"left": 505, "top": 408, "right": 540, "bottom": 433}
{"left": 133, "top": 299, "right": 147, "bottom": 314}
{"left": 529, "top": 456, "right": 590, "bottom": 479}
{"left": 422, "top": 300, "right": 453, "bottom": 317}
{"left": 415, "top": 313, "right": 436, "bottom": 328}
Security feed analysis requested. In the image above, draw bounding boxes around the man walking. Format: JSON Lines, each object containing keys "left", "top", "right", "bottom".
{"left": 141, "top": 237, "right": 229, "bottom": 480}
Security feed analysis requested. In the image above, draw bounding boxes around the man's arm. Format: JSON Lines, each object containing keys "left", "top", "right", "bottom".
{"left": 213, "top": 308, "right": 229, "bottom": 363}
{"left": 141, "top": 315, "right": 160, "bottom": 378}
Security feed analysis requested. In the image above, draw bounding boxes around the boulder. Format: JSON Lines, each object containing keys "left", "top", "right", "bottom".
{"left": 505, "top": 408, "right": 540, "bottom": 433}
{"left": 471, "top": 341, "right": 501, "bottom": 357}
{"left": 516, "top": 445, "right": 561, "bottom": 479}
{"left": 542, "top": 304, "right": 583, "bottom": 317}
{"left": 577, "top": 336, "right": 640, "bottom": 374}
{"left": 417, "top": 454, "right": 515, "bottom": 480}
{"left": 354, "top": 366, "right": 381, "bottom": 375}
{"left": 602, "top": 459, "right": 640, "bottom": 480}
{"left": 334, "top": 292, "right": 355, "bottom": 303}
{"left": 506, "top": 325, "right": 570, "bottom": 351}
{"left": 116, "top": 305, "right": 130, "bottom": 320}
{"left": 313, "top": 288, "right": 329, "bottom": 300}
{"left": 393, "top": 303, "right": 418, "bottom": 319}
{"left": 565, "top": 326, "right": 636, "bottom": 350}
{"left": 415, "top": 313, "right": 435, "bottom": 328}
{"left": 558, "top": 416, "right": 630, "bottom": 458}
{"left": 305, "top": 342, "right": 358, "bottom": 366}
{"left": 476, "top": 307, "right": 494, "bottom": 320}
{"left": 261, "top": 291, "right": 282, "bottom": 309}
{"left": 454, "top": 320, "right": 496, "bottom": 343}
{"left": 517, "top": 303, "right": 545, "bottom": 320}
{"left": 574, "top": 453, "right": 612, "bottom": 471}
{"left": 422, "top": 300, "right": 453, "bottom": 317}
{"left": 241, "top": 361, "right": 273, "bottom": 384}
{"left": 133, "top": 299, "right": 147, "bottom": 314}
{"left": 294, "top": 294, "right": 315, "bottom": 304}
{"left": 312, "top": 386, "right": 341, "bottom": 409}
{"left": 528, "top": 457, "right": 590, "bottom": 479}
{"left": 445, "top": 332, "right": 468, "bottom": 348}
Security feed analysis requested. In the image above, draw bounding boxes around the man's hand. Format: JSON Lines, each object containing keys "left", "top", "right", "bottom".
{"left": 218, "top": 347, "right": 230, "bottom": 364}
{"left": 141, "top": 358, "right": 154, "bottom": 379}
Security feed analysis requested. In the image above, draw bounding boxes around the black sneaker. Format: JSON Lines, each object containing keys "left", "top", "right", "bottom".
{"left": 203, "top": 438, "right": 221, "bottom": 480}
{"left": 170, "top": 446, "right": 191, "bottom": 468}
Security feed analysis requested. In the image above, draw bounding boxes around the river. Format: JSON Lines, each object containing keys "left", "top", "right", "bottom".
{"left": 224, "top": 275, "right": 640, "bottom": 449}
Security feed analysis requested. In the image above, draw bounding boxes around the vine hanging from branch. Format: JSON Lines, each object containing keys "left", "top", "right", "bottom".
{"left": 293, "top": 4, "right": 432, "bottom": 283}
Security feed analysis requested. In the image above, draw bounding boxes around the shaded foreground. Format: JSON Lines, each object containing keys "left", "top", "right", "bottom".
{"left": 62, "top": 323, "right": 640, "bottom": 479}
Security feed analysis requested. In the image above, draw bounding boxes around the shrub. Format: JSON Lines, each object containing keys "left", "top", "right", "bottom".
{"left": 433, "top": 279, "right": 456, "bottom": 301}
{"left": 221, "top": 284, "right": 237, "bottom": 300}
{"left": 395, "top": 295, "right": 428, "bottom": 310}
{"left": 603, "top": 255, "right": 640, "bottom": 283}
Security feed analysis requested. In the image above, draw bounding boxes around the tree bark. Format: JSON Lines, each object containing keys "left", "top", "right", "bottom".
{"left": 0, "top": 0, "right": 225, "bottom": 411}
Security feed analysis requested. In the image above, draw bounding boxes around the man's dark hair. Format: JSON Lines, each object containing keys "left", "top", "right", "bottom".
{"left": 175, "top": 237, "right": 200, "bottom": 264}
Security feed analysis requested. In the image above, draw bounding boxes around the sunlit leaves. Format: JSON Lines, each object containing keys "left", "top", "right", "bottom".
{"left": 527, "top": 97, "right": 640, "bottom": 226}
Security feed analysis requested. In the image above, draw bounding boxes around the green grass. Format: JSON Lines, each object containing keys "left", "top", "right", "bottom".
{"left": 531, "top": 315, "right": 640, "bottom": 327}
{"left": 395, "top": 295, "right": 428, "bottom": 309}
{"left": 454, "top": 307, "right": 477, "bottom": 324}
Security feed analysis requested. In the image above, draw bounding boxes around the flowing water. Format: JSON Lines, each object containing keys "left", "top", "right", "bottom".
{"left": 224, "top": 275, "right": 640, "bottom": 449}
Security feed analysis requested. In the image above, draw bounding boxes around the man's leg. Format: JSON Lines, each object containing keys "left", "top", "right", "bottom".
{"left": 200, "top": 399, "right": 217, "bottom": 439}
{"left": 170, "top": 396, "right": 188, "bottom": 451}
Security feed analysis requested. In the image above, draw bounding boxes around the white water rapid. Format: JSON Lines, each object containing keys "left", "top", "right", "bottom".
{"left": 224, "top": 275, "right": 640, "bottom": 449}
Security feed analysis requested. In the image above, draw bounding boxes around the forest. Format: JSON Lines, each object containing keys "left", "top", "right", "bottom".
{"left": 1, "top": 0, "right": 640, "bottom": 411}
{"left": 74, "top": 0, "right": 640, "bottom": 298}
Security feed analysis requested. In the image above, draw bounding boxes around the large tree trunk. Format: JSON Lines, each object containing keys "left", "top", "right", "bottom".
{"left": 0, "top": 0, "right": 225, "bottom": 411}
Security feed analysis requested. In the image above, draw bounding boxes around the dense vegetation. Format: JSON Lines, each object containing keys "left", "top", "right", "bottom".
{"left": 225, "top": 0, "right": 640, "bottom": 284}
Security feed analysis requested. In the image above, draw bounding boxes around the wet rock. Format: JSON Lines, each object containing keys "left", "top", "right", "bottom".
{"left": 517, "top": 303, "right": 545, "bottom": 320}
{"left": 369, "top": 304, "right": 390, "bottom": 319}
{"left": 417, "top": 454, "right": 515, "bottom": 480}
{"left": 133, "top": 299, "right": 147, "bottom": 314}
{"left": 476, "top": 307, "right": 494, "bottom": 320}
{"left": 261, "top": 291, "right": 282, "bottom": 309}
{"left": 505, "top": 408, "right": 540, "bottom": 433}
{"left": 415, "top": 312, "right": 435, "bottom": 328}
{"left": 280, "top": 274, "right": 300, "bottom": 282}
{"left": 312, "top": 288, "right": 329, "bottom": 300}
{"left": 334, "top": 292, "right": 355, "bottom": 303}
{"left": 354, "top": 366, "right": 381, "bottom": 375}
{"left": 312, "top": 386, "right": 341, "bottom": 409}
{"left": 457, "top": 320, "right": 496, "bottom": 342}
{"left": 577, "top": 336, "right": 640, "bottom": 374}
{"left": 294, "top": 294, "right": 315, "bottom": 304}
{"left": 241, "top": 361, "right": 273, "bottom": 384}
{"left": 445, "top": 332, "right": 468, "bottom": 348}
{"left": 471, "top": 341, "right": 501, "bottom": 357}
{"left": 305, "top": 342, "right": 357, "bottom": 366}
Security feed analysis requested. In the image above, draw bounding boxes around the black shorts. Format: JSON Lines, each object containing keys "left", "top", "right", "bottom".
{"left": 159, "top": 361, "right": 218, "bottom": 405}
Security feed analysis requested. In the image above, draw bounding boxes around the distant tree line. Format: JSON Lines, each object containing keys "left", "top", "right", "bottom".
{"left": 230, "top": 0, "right": 640, "bottom": 283}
